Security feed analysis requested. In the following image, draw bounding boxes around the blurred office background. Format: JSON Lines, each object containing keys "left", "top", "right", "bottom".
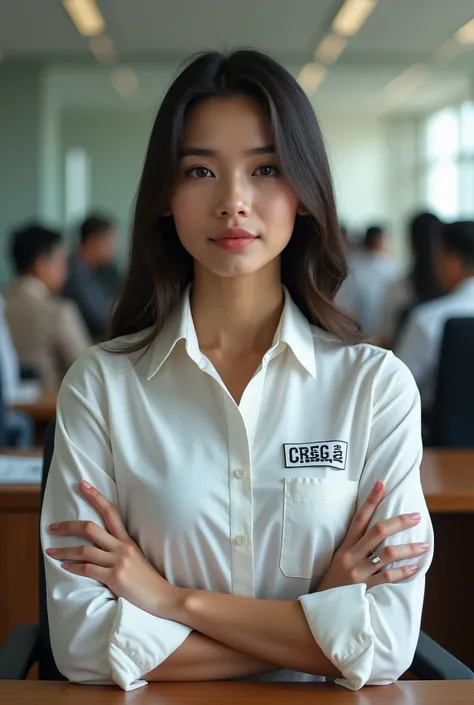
{"left": 0, "top": 0, "right": 473, "bottom": 283}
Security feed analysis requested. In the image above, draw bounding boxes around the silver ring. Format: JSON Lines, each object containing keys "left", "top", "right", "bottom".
{"left": 369, "top": 553, "right": 382, "bottom": 566}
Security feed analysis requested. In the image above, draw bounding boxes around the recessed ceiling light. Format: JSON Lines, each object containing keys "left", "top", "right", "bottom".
{"left": 332, "top": 0, "right": 377, "bottom": 37}
{"left": 297, "top": 63, "right": 327, "bottom": 95}
{"left": 315, "top": 34, "right": 347, "bottom": 63}
{"left": 456, "top": 18, "right": 474, "bottom": 45}
{"left": 62, "top": 0, "right": 105, "bottom": 37}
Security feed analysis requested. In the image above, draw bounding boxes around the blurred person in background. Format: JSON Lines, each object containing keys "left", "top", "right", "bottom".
{"left": 0, "top": 294, "right": 33, "bottom": 447}
{"left": 338, "top": 224, "right": 400, "bottom": 334}
{"left": 4, "top": 224, "right": 91, "bottom": 389}
{"left": 63, "top": 214, "right": 122, "bottom": 341}
{"left": 379, "top": 213, "right": 444, "bottom": 347}
{"left": 396, "top": 221, "right": 474, "bottom": 413}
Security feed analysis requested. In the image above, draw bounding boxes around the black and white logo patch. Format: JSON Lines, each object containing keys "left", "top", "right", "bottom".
{"left": 283, "top": 441, "right": 348, "bottom": 470}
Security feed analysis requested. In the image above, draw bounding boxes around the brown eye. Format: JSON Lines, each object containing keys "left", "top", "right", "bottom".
{"left": 186, "top": 166, "right": 214, "bottom": 178}
{"left": 254, "top": 165, "right": 279, "bottom": 177}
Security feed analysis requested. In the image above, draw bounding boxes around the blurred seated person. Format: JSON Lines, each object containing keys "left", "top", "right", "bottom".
{"left": 0, "top": 294, "right": 34, "bottom": 447}
{"left": 379, "top": 212, "right": 444, "bottom": 347}
{"left": 396, "top": 220, "right": 474, "bottom": 413}
{"left": 63, "top": 214, "right": 121, "bottom": 341}
{"left": 4, "top": 223, "right": 91, "bottom": 389}
{"left": 337, "top": 224, "right": 400, "bottom": 334}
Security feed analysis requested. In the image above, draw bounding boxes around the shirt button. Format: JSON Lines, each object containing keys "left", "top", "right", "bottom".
{"left": 235, "top": 535, "right": 247, "bottom": 546}
{"left": 235, "top": 468, "right": 247, "bottom": 479}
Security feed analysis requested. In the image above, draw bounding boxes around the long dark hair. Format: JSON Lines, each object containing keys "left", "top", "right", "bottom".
{"left": 409, "top": 212, "right": 444, "bottom": 302}
{"left": 109, "top": 49, "right": 360, "bottom": 353}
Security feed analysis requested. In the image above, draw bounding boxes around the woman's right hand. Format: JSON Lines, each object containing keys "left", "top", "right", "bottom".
{"left": 317, "top": 480, "right": 430, "bottom": 592}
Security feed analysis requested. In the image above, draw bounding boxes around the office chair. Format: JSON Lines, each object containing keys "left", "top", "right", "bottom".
{"left": 430, "top": 317, "right": 474, "bottom": 447}
{"left": 0, "top": 419, "right": 473, "bottom": 681}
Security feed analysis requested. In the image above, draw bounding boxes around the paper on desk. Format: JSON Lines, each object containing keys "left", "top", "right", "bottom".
{"left": 0, "top": 456, "right": 42, "bottom": 483}
{"left": 10, "top": 381, "right": 41, "bottom": 405}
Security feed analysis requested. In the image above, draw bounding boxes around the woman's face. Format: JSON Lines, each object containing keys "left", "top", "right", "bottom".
{"left": 170, "top": 94, "right": 300, "bottom": 280}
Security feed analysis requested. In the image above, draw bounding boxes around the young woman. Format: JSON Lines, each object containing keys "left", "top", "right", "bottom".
{"left": 41, "top": 50, "right": 433, "bottom": 692}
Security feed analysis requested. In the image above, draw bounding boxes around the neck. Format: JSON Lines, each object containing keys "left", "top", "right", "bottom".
{"left": 191, "top": 264, "right": 284, "bottom": 356}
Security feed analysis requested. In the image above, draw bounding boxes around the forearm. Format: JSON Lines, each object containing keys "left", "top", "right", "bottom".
{"left": 145, "top": 631, "right": 276, "bottom": 681}
{"left": 170, "top": 590, "right": 340, "bottom": 678}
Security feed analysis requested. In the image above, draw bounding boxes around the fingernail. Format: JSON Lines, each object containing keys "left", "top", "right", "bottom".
{"left": 373, "top": 481, "right": 383, "bottom": 493}
{"left": 80, "top": 481, "right": 92, "bottom": 490}
{"left": 419, "top": 543, "right": 430, "bottom": 551}
{"left": 49, "top": 523, "right": 58, "bottom": 530}
{"left": 409, "top": 565, "right": 419, "bottom": 573}
{"left": 410, "top": 513, "right": 421, "bottom": 521}
{"left": 61, "top": 563, "right": 71, "bottom": 570}
{"left": 45, "top": 548, "right": 56, "bottom": 556}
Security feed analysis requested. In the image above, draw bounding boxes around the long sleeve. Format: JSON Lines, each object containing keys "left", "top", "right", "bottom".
{"left": 298, "top": 354, "right": 433, "bottom": 690}
{"left": 40, "top": 352, "right": 192, "bottom": 690}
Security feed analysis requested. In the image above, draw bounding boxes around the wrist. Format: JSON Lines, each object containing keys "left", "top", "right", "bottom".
{"left": 158, "top": 584, "right": 195, "bottom": 623}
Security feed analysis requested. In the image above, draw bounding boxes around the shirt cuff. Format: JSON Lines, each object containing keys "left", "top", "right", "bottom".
{"left": 298, "top": 584, "right": 375, "bottom": 691}
{"left": 108, "top": 598, "right": 192, "bottom": 690}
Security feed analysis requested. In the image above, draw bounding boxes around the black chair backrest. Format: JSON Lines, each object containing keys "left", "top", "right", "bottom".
{"left": 430, "top": 317, "right": 474, "bottom": 447}
{"left": 38, "top": 419, "right": 65, "bottom": 681}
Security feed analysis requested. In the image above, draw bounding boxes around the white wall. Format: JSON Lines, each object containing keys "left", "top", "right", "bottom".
{"left": 318, "top": 112, "right": 389, "bottom": 239}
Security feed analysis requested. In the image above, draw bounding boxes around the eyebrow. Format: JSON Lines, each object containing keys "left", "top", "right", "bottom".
{"left": 180, "top": 145, "right": 276, "bottom": 158}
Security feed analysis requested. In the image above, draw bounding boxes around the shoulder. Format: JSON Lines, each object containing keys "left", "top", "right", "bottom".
{"left": 311, "top": 325, "right": 418, "bottom": 398}
{"left": 61, "top": 328, "right": 153, "bottom": 391}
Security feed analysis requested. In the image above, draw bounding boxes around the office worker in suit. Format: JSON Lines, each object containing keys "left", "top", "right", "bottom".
{"left": 396, "top": 220, "right": 474, "bottom": 412}
{"left": 63, "top": 215, "right": 121, "bottom": 341}
{"left": 42, "top": 50, "right": 432, "bottom": 692}
{"left": 3, "top": 224, "right": 91, "bottom": 389}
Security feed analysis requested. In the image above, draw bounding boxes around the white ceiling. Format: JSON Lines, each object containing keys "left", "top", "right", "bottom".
{"left": 0, "top": 0, "right": 473, "bottom": 114}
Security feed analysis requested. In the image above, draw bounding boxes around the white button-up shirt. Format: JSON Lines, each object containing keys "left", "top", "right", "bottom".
{"left": 396, "top": 277, "right": 474, "bottom": 410}
{"left": 41, "top": 287, "right": 433, "bottom": 692}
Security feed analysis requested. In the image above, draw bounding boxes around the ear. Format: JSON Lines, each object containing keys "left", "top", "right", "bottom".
{"left": 297, "top": 204, "right": 308, "bottom": 216}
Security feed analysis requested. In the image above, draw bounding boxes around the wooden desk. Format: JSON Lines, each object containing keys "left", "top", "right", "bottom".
{"left": 0, "top": 449, "right": 473, "bottom": 672}
{"left": 421, "top": 449, "right": 474, "bottom": 512}
{"left": 1, "top": 681, "right": 474, "bottom": 705}
{"left": 0, "top": 450, "right": 41, "bottom": 646}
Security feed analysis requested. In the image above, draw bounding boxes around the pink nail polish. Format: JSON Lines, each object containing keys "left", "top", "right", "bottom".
{"left": 410, "top": 513, "right": 421, "bottom": 521}
{"left": 45, "top": 548, "right": 56, "bottom": 556}
{"left": 80, "top": 481, "right": 92, "bottom": 490}
{"left": 49, "top": 523, "right": 58, "bottom": 530}
{"left": 409, "top": 565, "right": 419, "bottom": 573}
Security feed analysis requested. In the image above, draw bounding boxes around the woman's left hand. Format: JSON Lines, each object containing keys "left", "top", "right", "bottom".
{"left": 46, "top": 481, "right": 178, "bottom": 619}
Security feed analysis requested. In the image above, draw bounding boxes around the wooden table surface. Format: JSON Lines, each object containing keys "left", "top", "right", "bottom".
{"left": 9, "top": 388, "right": 58, "bottom": 422}
{"left": 420, "top": 449, "right": 474, "bottom": 512}
{"left": 1, "top": 681, "right": 474, "bottom": 705}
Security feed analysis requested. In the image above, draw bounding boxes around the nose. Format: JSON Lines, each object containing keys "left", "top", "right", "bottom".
{"left": 215, "top": 176, "right": 250, "bottom": 218}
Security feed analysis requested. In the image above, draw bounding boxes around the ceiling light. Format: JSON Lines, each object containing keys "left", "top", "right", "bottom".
{"left": 111, "top": 68, "right": 139, "bottom": 98}
{"left": 332, "top": 0, "right": 377, "bottom": 37}
{"left": 62, "top": 0, "right": 105, "bottom": 37}
{"left": 297, "top": 63, "right": 327, "bottom": 95}
{"left": 456, "top": 18, "right": 474, "bottom": 45}
{"left": 89, "top": 35, "right": 117, "bottom": 64}
{"left": 315, "top": 34, "right": 347, "bottom": 63}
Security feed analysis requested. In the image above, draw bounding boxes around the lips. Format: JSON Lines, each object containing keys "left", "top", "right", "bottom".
{"left": 213, "top": 228, "right": 257, "bottom": 241}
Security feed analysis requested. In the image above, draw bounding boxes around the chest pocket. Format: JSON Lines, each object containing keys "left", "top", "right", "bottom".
{"left": 280, "top": 477, "right": 358, "bottom": 580}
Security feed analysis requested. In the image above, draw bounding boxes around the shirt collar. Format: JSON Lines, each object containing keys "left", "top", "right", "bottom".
{"left": 147, "top": 285, "right": 316, "bottom": 381}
